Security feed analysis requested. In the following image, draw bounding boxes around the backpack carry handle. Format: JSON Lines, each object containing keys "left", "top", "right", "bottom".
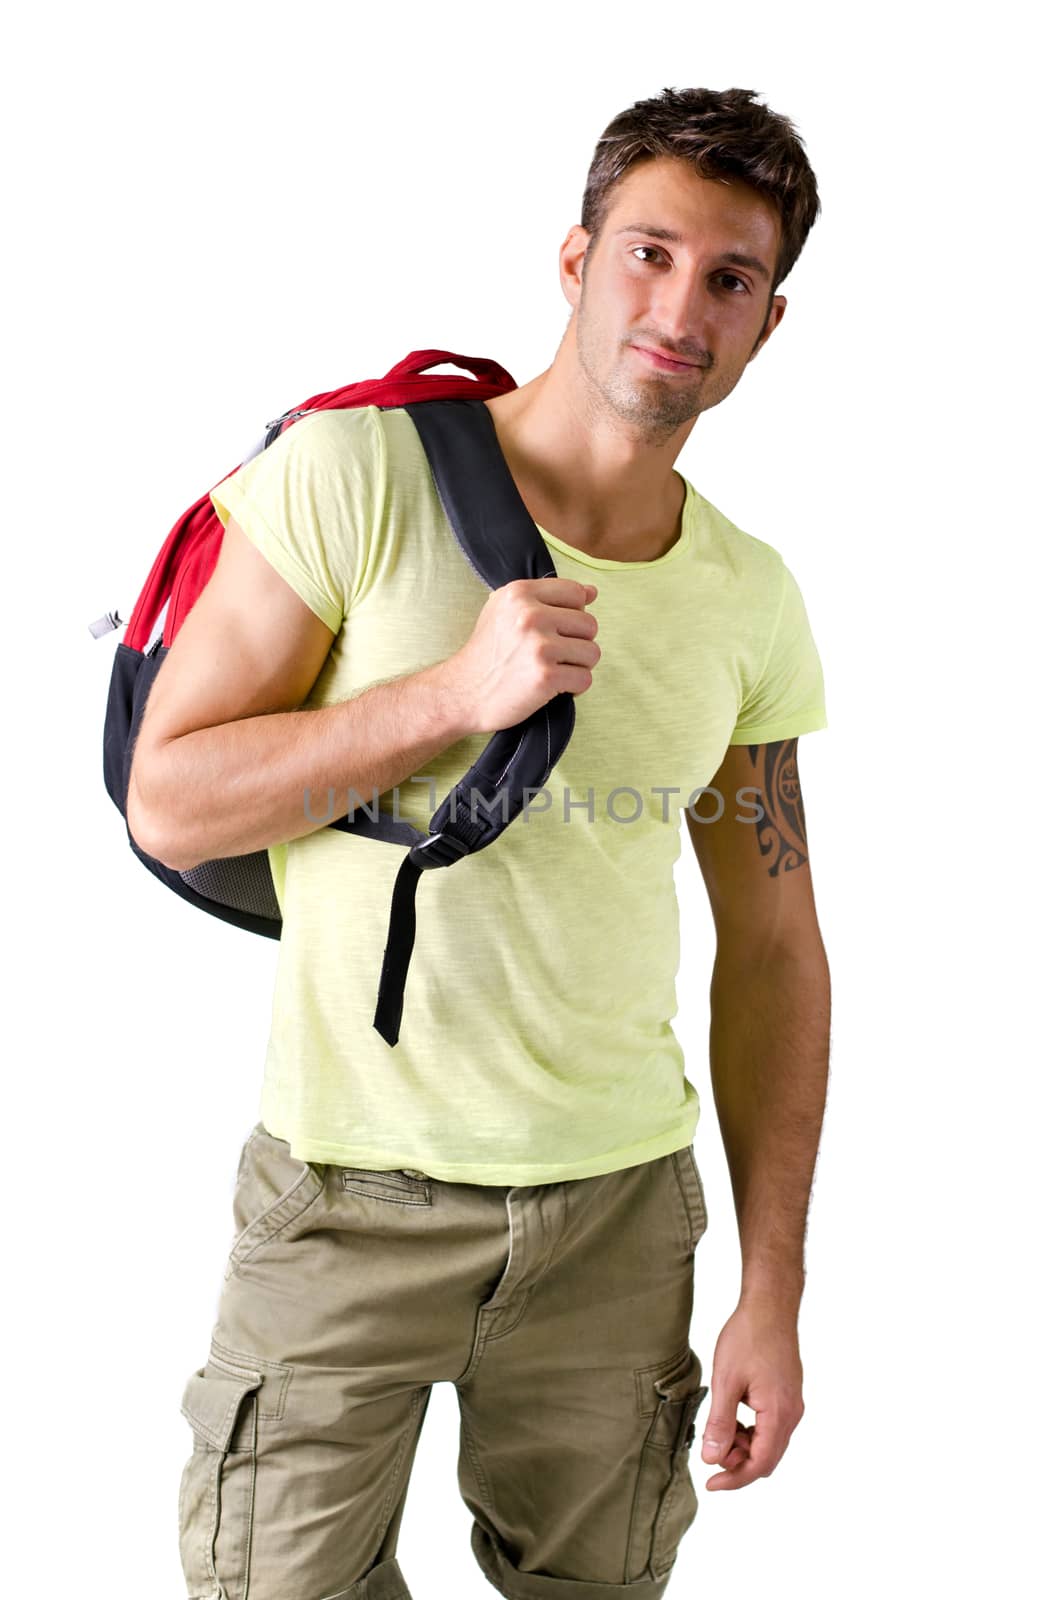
{"left": 384, "top": 349, "right": 515, "bottom": 388}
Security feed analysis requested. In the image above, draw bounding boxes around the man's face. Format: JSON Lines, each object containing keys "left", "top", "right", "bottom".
{"left": 563, "top": 154, "right": 785, "bottom": 441}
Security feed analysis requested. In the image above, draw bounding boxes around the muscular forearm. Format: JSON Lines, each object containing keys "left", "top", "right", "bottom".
{"left": 128, "top": 660, "right": 471, "bottom": 871}
{"left": 709, "top": 938, "right": 831, "bottom": 1315}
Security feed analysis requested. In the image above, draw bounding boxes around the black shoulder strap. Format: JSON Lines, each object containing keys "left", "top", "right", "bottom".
{"left": 327, "top": 398, "right": 576, "bottom": 1047}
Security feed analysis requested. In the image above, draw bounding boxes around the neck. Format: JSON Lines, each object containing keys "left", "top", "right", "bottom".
{"left": 484, "top": 327, "right": 695, "bottom": 559}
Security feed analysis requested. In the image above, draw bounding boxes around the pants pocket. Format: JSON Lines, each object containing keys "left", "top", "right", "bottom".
{"left": 626, "top": 1345, "right": 709, "bottom": 1582}
{"left": 671, "top": 1145, "right": 709, "bottom": 1252}
{"left": 178, "top": 1358, "right": 265, "bottom": 1599}
{"left": 340, "top": 1167, "right": 432, "bottom": 1205}
{"left": 225, "top": 1128, "right": 326, "bottom": 1278}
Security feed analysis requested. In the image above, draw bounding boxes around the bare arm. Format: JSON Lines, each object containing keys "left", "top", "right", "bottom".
{"left": 127, "top": 518, "right": 470, "bottom": 871}
{"left": 689, "top": 737, "right": 831, "bottom": 1307}
{"left": 684, "top": 736, "right": 831, "bottom": 1490}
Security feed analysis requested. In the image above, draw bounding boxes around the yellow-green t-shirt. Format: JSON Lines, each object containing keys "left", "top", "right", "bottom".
{"left": 209, "top": 404, "right": 827, "bottom": 1182}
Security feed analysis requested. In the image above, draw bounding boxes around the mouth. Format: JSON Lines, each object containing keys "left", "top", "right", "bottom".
{"left": 630, "top": 344, "right": 704, "bottom": 374}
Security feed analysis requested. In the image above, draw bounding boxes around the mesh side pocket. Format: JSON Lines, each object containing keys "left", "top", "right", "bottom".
{"left": 181, "top": 854, "right": 281, "bottom": 923}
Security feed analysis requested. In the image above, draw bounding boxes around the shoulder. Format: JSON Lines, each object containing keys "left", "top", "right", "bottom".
{"left": 683, "top": 478, "right": 789, "bottom": 599}
{"left": 281, "top": 404, "right": 384, "bottom": 462}
{"left": 244, "top": 407, "right": 386, "bottom": 509}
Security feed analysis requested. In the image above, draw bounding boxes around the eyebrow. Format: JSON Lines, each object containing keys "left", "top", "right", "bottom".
{"left": 614, "top": 224, "right": 772, "bottom": 281}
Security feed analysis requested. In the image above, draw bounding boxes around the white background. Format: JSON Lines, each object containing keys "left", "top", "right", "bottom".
{"left": 3, "top": 1, "right": 1055, "bottom": 1595}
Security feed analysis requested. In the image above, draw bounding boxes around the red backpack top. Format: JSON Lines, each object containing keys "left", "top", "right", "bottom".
{"left": 118, "top": 349, "right": 518, "bottom": 655}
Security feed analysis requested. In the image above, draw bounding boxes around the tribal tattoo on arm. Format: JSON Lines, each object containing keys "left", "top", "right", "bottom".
{"left": 745, "top": 740, "right": 808, "bottom": 876}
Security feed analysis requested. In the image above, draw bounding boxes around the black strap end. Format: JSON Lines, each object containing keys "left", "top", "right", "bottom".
{"left": 372, "top": 853, "right": 426, "bottom": 1048}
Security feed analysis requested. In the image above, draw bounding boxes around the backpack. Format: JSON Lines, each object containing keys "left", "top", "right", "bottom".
{"left": 95, "top": 350, "right": 577, "bottom": 1047}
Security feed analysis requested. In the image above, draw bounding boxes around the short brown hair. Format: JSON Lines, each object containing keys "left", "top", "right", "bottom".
{"left": 580, "top": 86, "right": 822, "bottom": 293}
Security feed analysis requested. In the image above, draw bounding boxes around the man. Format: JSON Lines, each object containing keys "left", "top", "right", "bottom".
{"left": 133, "top": 85, "right": 830, "bottom": 1599}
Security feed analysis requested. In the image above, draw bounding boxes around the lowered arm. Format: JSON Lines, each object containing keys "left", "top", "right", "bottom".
{"left": 686, "top": 736, "right": 830, "bottom": 1304}
{"left": 684, "top": 736, "right": 831, "bottom": 1488}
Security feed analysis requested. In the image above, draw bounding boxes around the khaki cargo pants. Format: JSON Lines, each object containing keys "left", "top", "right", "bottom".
{"left": 177, "top": 1122, "right": 710, "bottom": 1600}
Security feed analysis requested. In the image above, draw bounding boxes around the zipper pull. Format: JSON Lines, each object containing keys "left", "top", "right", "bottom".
{"left": 264, "top": 408, "right": 311, "bottom": 447}
{"left": 88, "top": 609, "right": 124, "bottom": 639}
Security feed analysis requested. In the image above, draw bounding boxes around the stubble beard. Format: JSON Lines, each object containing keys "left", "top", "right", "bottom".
{"left": 574, "top": 308, "right": 714, "bottom": 445}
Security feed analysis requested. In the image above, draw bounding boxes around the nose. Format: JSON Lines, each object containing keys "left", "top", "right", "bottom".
{"left": 649, "top": 268, "right": 710, "bottom": 358}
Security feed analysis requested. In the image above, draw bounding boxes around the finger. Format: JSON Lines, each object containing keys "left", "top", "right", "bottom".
{"left": 723, "top": 1423, "right": 753, "bottom": 1465}
{"left": 706, "top": 1412, "right": 785, "bottom": 1492}
{"left": 716, "top": 1421, "right": 752, "bottom": 1466}
{"left": 701, "top": 1377, "right": 743, "bottom": 1464}
{"left": 706, "top": 1449, "right": 768, "bottom": 1491}
{"left": 706, "top": 1461, "right": 763, "bottom": 1491}
{"left": 702, "top": 1414, "right": 751, "bottom": 1466}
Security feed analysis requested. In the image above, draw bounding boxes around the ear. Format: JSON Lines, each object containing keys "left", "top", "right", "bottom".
{"left": 748, "top": 294, "right": 787, "bottom": 361}
{"left": 559, "top": 224, "right": 592, "bottom": 311}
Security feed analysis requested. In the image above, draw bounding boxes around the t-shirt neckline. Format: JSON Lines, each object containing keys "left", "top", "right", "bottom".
{"left": 534, "top": 474, "right": 694, "bottom": 572}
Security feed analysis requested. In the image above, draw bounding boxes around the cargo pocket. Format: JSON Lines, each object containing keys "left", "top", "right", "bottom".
{"left": 626, "top": 1345, "right": 709, "bottom": 1582}
{"left": 178, "top": 1359, "right": 265, "bottom": 1599}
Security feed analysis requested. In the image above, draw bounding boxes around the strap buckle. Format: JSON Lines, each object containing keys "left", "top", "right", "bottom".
{"left": 409, "top": 831, "right": 473, "bottom": 870}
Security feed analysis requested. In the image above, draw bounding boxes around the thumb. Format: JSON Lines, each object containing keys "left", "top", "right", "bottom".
{"left": 701, "top": 1377, "right": 740, "bottom": 1463}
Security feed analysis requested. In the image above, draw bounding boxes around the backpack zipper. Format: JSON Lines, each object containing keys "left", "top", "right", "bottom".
{"left": 264, "top": 408, "right": 312, "bottom": 448}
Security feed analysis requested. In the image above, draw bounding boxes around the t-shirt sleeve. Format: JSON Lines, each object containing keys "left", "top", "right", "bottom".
{"left": 208, "top": 407, "right": 381, "bottom": 633}
{"left": 729, "top": 560, "right": 828, "bottom": 744}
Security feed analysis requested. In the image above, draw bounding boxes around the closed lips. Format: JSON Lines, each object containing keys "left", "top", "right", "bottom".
{"left": 632, "top": 345, "right": 702, "bottom": 369}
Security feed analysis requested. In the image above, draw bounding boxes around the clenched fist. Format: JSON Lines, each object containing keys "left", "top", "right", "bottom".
{"left": 442, "top": 577, "right": 600, "bottom": 735}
